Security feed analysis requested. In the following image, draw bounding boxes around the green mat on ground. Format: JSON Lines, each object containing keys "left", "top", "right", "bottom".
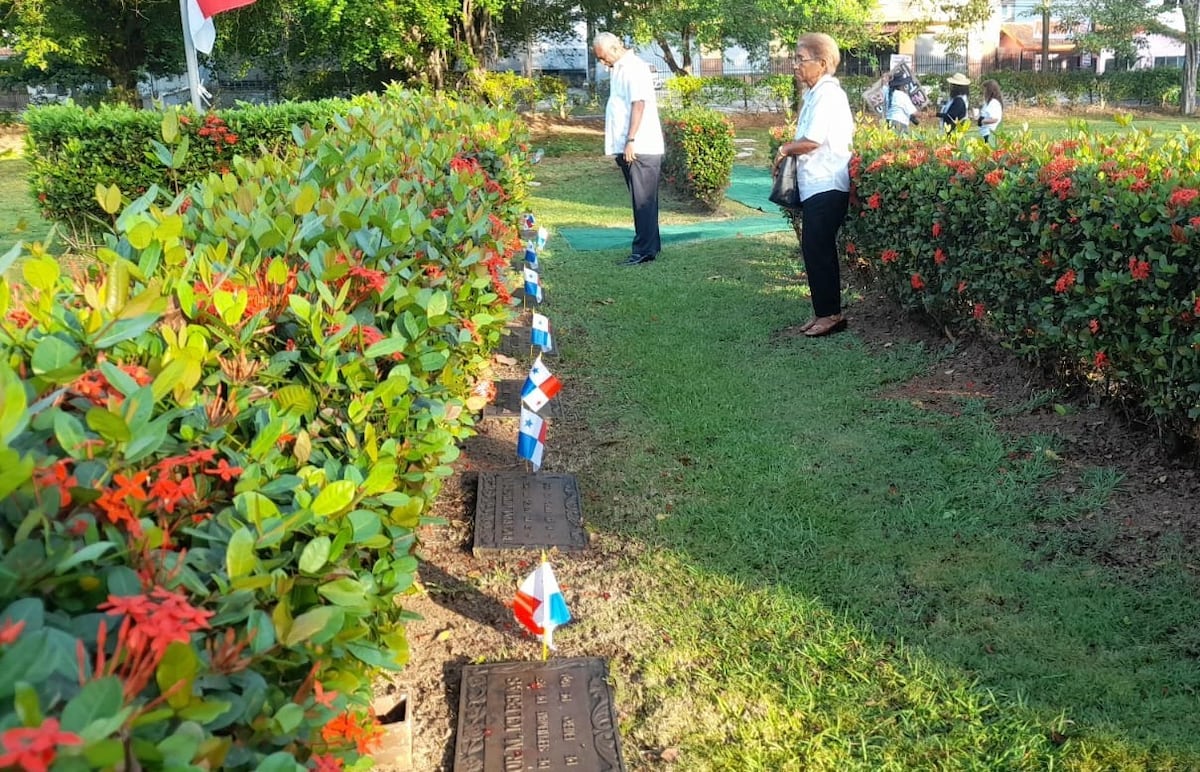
{"left": 558, "top": 215, "right": 789, "bottom": 252}
{"left": 725, "top": 164, "right": 777, "bottom": 211}
{"left": 558, "top": 165, "right": 788, "bottom": 252}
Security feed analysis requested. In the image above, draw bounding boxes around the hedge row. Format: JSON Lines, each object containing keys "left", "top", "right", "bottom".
{"left": 844, "top": 122, "right": 1200, "bottom": 433}
{"left": 23, "top": 99, "right": 356, "bottom": 224}
{"left": 0, "top": 87, "right": 529, "bottom": 770}
{"left": 662, "top": 107, "right": 736, "bottom": 211}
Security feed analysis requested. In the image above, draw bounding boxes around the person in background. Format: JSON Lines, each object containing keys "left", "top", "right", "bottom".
{"left": 937, "top": 73, "right": 970, "bottom": 132}
{"left": 592, "top": 32, "right": 664, "bottom": 266}
{"left": 773, "top": 32, "right": 855, "bottom": 338}
{"left": 977, "top": 79, "right": 1004, "bottom": 144}
{"left": 885, "top": 72, "right": 919, "bottom": 133}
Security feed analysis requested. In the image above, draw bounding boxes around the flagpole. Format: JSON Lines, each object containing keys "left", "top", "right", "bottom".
{"left": 179, "top": 0, "right": 205, "bottom": 112}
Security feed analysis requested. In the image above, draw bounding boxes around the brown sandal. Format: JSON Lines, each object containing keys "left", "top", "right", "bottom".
{"left": 798, "top": 318, "right": 818, "bottom": 333}
{"left": 805, "top": 315, "right": 847, "bottom": 337}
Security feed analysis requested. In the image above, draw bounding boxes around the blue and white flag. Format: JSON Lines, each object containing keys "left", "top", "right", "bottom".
{"left": 523, "top": 266, "right": 543, "bottom": 304}
{"left": 531, "top": 313, "right": 553, "bottom": 353}
{"left": 535, "top": 226, "right": 549, "bottom": 250}
{"left": 524, "top": 245, "right": 538, "bottom": 270}
{"left": 517, "top": 407, "right": 547, "bottom": 470}
{"left": 521, "top": 354, "right": 561, "bottom": 412}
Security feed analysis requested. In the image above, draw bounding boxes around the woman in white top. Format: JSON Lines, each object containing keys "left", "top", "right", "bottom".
{"left": 885, "top": 73, "right": 918, "bottom": 133}
{"left": 773, "top": 32, "right": 855, "bottom": 337}
{"left": 978, "top": 79, "right": 1003, "bottom": 143}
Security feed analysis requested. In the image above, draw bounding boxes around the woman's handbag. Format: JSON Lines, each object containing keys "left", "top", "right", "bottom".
{"left": 769, "top": 156, "right": 801, "bottom": 209}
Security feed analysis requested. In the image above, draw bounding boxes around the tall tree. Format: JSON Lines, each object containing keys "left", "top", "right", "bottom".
{"left": 0, "top": 0, "right": 190, "bottom": 102}
{"left": 934, "top": 0, "right": 994, "bottom": 67}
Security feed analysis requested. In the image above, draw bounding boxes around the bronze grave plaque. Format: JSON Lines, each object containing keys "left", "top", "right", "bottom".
{"left": 473, "top": 473, "right": 587, "bottom": 555}
{"left": 454, "top": 657, "right": 626, "bottom": 772}
{"left": 482, "top": 380, "right": 559, "bottom": 419}
{"left": 500, "top": 327, "right": 558, "bottom": 359}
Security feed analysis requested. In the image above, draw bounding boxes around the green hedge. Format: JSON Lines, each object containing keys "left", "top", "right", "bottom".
{"left": 24, "top": 99, "right": 354, "bottom": 224}
{"left": 844, "top": 123, "right": 1200, "bottom": 433}
{"left": 662, "top": 107, "right": 736, "bottom": 211}
{"left": 0, "top": 87, "right": 529, "bottom": 770}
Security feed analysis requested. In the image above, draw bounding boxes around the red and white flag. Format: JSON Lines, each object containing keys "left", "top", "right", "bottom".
{"left": 196, "top": 0, "right": 257, "bottom": 16}
{"left": 520, "top": 354, "right": 561, "bottom": 412}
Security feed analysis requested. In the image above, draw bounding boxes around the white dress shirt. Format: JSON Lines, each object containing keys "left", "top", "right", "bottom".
{"left": 979, "top": 98, "right": 1003, "bottom": 139}
{"left": 793, "top": 74, "right": 854, "bottom": 201}
{"left": 604, "top": 51, "right": 665, "bottom": 156}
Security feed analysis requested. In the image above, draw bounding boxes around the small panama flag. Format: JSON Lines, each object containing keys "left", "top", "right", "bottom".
{"left": 535, "top": 226, "right": 549, "bottom": 250}
{"left": 523, "top": 266, "right": 543, "bottom": 304}
{"left": 524, "top": 244, "right": 539, "bottom": 270}
{"left": 521, "top": 354, "right": 562, "bottom": 412}
{"left": 522, "top": 213, "right": 536, "bottom": 230}
{"left": 513, "top": 555, "right": 571, "bottom": 653}
{"left": 517, "top": 407, "right": 547, "bottom": 471}
{"left": 531, "top": 312, "right": 553, "bottom": 353}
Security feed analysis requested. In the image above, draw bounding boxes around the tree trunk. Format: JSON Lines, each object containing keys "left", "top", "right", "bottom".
{"left": 655, "top": 33, "right": 693, "bottom": 76}
{"left": 1184, "top": 0, "right": 1200, "bottom": 115}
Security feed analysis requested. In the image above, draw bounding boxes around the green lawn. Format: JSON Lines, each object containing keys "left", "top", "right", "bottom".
{"left": 0, "top": 155, "right": 50, "bottom": 257}
{"left": 529, "top": 132, "right": 1200, "bottom": 769}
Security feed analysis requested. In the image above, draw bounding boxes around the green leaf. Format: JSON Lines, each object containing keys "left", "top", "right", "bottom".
{"left": 345, "top": 641, "right": 405, "bottom": 670}
{"left": 31, "top": 335, "right": 80, "bottom": 376}
{"left": 54, "top": 411, "right": 88, "bottom": 459}
{"left": 55, "top": 541, "right": 116, "bottom": 574}
{"left": 247, "top": 610, "right": 275, "bottom": 655}
{"left": 312, "top": 480, "right": 357, "bottom": 517}
{"left": 256, "top": 752, "right": 304, "bottom": 772}
{"left": 124, "top": 416, "right": 168, "bottom": 463}
{"left": 21, "top": 255, "right": 59, "bottom": 292}
{"left": 274, "top": 384, "right": 316, "bottom": 417}
{"left": 318, "top": 578, "right": 370, "bottom": 610}
{"left": 176, "top": 699, "right": 233, "bottom": 724}
{"left": 86, "top": 407, "right": 131, "bottom": 443}
{"left": 156, "top": 642, "right": 199, "bottom": 710}
{"left": 427, "top": 290, "right": 449, "bottom": 318}
{"left": 93, "top": 314, "right": 160, "bottom": 348}
{"left": 235, "top": 491, "right": 280, "bottom": 524}
{"left": 226, "top": 527, "right": 257, "bottom": 579}
{"left": 61, "top": 675, "right": 124, "bottom": 732}
{"left": 364, "top": 335, "right": 408, "bottom": 359}
{"left": 13, "top": 682, "right": 42, "bottom": 726}
{"left": 298, "top": 536, "right": 332, "bottom": 574}
{"left": 281, "top": 606, "right": 340, "bottom": 646}
{"left": 292, "top": 183, "right": 319, "bottom": 216}
{"left": 273, "top": 702, "right": 305, "bottom": 734}
{"left": 0, "top": 363, "right": 29, "bottom": 444}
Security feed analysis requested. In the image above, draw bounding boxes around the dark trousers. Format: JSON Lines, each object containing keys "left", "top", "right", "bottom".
{"left": 616, "top": 154, "right": 662, "bottom": 257}
{"left": 800, "top": 189, "right": 850, "bottom": 317}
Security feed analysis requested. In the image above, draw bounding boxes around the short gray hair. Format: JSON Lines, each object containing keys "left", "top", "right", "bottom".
{"left": 593, "top": 31, "right": 621, "bottom": 53}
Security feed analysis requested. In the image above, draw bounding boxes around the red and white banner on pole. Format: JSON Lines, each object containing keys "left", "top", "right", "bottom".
{"left": 196, "top": 0, "right": 257, "bottom": 16}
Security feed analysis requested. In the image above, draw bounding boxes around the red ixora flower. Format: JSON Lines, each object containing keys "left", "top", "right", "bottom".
{"left": 932, "top": 222, "right": 942, "bottom": 238}
{"left": 0, "top": 618, "right": 25, "bottom": 646}
{"left": 1054, "top": 269, "right": 1077, "bottom": 294}
{"left": 933, "top": 247, "right": 947, "bottom": 265}
{"left": 1128, "top": 257, "right": 1151, "bottom": 281}
{"left": 204, "top": 458, "right": 243, "bottom": 482}
{"left": 1094, "top": 351, "right": 1109, "bottom": 369}
{"left": 880, "top": 249, "right": 899, "bottom": 264}
{"left": 1089, "top": 319, "right": 1100, "bottom": 335}
{"left": 309, "top": 754, "right": 345, "bottom": 772}
{"left": 0, "top": 718, "right": 84, "bottom": 772}
{"left": 867, "top": 192, "right": 882, "bottom": 210}
{"left": 1168, "top": 187, "right": 1199, "bottom": 209}
{"left": 984, "top": 168, "right": 1005, "bottom": 187}
{"left": 910, "top": 273, "right": 925, "bottom": 291}
{"left": 973, "top": 302, "right": 986, "bottom": 320}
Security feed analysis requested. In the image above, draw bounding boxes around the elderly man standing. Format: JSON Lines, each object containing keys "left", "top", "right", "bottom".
{"left": 593, "top": 32, "right": 664, "bottom": 266}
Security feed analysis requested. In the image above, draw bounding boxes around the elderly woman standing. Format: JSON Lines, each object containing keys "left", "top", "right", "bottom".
{"left": 774, "top": 33, "right": 855, "bottom": 337}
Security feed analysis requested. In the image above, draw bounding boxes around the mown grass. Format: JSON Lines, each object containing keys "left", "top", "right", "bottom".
{"left": 0, "top": 155, "right": 51, "bottom": 257}
{"left": 529, "top": 132, "right": 1200, "bottom": 769}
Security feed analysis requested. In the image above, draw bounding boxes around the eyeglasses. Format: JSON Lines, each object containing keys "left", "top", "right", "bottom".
{"left": 793, "top": 57, "right": 819, "bottom": 68}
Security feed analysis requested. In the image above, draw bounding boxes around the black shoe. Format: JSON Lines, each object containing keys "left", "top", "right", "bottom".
{"left": 621, "top": 253, "right": 656, "bottom": 266}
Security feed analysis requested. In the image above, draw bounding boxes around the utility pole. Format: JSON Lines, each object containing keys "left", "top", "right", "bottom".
{"left": 1041, "top": 0, "right": 1051, "bottom": 72}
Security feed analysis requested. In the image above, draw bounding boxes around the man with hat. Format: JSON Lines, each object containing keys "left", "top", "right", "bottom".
{"left": 937, "top": 73, "right": 970, "bottom": 132}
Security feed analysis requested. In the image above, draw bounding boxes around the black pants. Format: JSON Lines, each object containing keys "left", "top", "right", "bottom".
{"left": 800, "top": 189, "right": 850, "bottom": 317}
{"left": 616, "top": 154, "right": 662, "bottom": 258}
